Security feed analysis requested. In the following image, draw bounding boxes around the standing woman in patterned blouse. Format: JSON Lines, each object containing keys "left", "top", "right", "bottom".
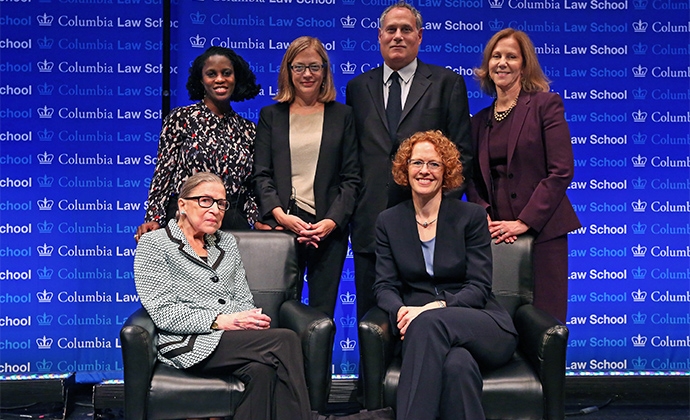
{"left": 135, "top": 46, "right": 265, "bottom": 241}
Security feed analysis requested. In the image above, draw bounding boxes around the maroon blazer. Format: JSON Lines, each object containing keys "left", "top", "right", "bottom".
{"left": 466, "top": 91, "right": 581, "bottom": 243}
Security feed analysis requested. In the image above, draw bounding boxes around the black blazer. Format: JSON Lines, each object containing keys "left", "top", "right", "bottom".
{"left": 346, "top": 60, "right": 472, "bottom": 253}
{"left": 373, "top": 198, "right": 516, "bottom": 336}
{"left": 253, "top": 101, "right": 360, "bottom": 229}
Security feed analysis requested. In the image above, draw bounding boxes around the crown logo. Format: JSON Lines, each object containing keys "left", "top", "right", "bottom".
{"left": 631, "top": 177, "right": 646, "bottom": 189}
{"left": 37, "top": 198, "right": 54, "bottom": 211}
{"left": 37, "top": 244, "right": 54, "bottom": 257}
{"left": 36, "top": 359, "right": 53, "bottom": 372}
{"left": 346, "top": 246, "right": 353, "bottom": 259}
{"left": 36, "top": 336, "right": 54, "bottom": 349}
{"left": 631, "top": 199, "right": 647, "bottom": 212}
{"left": 37, "top": 83, "right": 54, "bottom": 96}
{"left": 632, "top": 65, "right": 647, "bottom": 78}
{"left": 631, "top": 334, "right": 647, "bottom": 347}
{"left": 37, "top": 175, "right": 54, "bottom": 188}
{"left": 37, "top": 106, "right": 54, "bottom": 119}
{"left": 339, "top": 337, "right": 357, "bottom": 351}
{"left": 37, "top": 220, "right": 54, "bottom": 233}
{"left": 37, "top": 152, "right": 54, "bottom": 164}
{"left": 340, "top": 86, "right": 347, "bottom": 97}
{"left": 631, "top": 357, "right": 647, "bottom": 370}
{"left": 340, "top": 61, "right": 356, "bottom": 75}
{"left": 632, "top": 43, "right": 647, "bottom": 55}
{"left": 489, "top": 19, "right": 504, "bottom": 31}
{"left": 37, "top": 266, "right": 54, "bottom": 280}
{"left": 633, "top": 0, "right": 647, "bottom": 9}
{"left": 37, "top": 313, "right": 54, "bottom": 326}
{"left": 341, "top": 269, "right": 355, "bottom": 282}
{"left": 632, "top": 266, "right": 647, "bottom": 279}
{"left": 38, "top": 60, "right": 54, "bottom": 72}
{"left": 631, "top": 222, "right": 647, "bottom": 234}
{"left": 339, "top": 292, "right": 357, "bottom": 304}
{"left": 341, "top": 38, "right": 356, "bottom": 51}
{"left": 37, "top": 36, "right": 54, "bottom": 49}
{"left": 340, "top": 315, "right": 356, "bottom": 328}
{"left": 341, "top": 16, "right": 356, "bottom": 28}
{"left": 189, "top": 34, "right": 206, "bottom": 49}
{"left": 632, "top": 110, "right": 647, "bottom": 122}
{"left": 340, "top": 361, "right": 356, "bottom": 374}
{"left": 632, "top": 87, "right": 647, "bottom": 100}
{"left": 37, "top": 129, "right": 54, "bottom": 141}
{"left": 631, "top": 289, "right": 647, "bottom": 302}
{"left": 631, "top": 311, "right": 647, "bottom": 324}
{"left": 632, "top": 20, "right": 648, "bottom": 32}
{"left": 631, "top": 155, "right": 647, "bottom": 167}
{"left": 631, "top": 244, "right": 647, "bottom": 257}
{"left": 189, "top": 11, "right": 206, "bottom": 24}
{"left": 37, "top": 13, "right": 54, "bottom": 26}
{"left": 342, "top": 0, "right": 355, "bottom": 5}
{"left": 488, "top": 0, "right": 504, "bottom": 7}
{"left": 37, "top": 289, "right": 54, "bottom": 303}
{"left": 632, "top": 132, "right": 647, "bottom": 144}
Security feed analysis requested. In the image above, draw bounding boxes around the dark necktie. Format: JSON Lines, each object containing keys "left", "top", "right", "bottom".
{"left": 386, "top": 72, "right": 401, "bottom": 143}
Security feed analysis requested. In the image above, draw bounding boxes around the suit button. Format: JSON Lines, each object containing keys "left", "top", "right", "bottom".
{"left": 508, "top": 173, "right": 514, "bottom": 179}
{"left": 510, "top": 193, "right": 517, "bottom": 199}
{"left": 218, "top": 299, "right": 226, "bottom": 304}
{"left": 211, "top": 276, "right": 219, "bottom": 283}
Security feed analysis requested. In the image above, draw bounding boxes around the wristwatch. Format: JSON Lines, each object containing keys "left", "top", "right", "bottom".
{"left": 438, "top": 300, "right": 446, "bottom": 308}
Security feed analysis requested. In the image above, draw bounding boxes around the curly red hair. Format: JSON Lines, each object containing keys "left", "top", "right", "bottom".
{"left": 392, "top": 130, "right": 464, "bottom": 191}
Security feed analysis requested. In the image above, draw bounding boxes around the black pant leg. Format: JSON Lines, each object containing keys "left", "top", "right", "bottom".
{"left": 353, "top": 251, "right": 377, "bottom": 322}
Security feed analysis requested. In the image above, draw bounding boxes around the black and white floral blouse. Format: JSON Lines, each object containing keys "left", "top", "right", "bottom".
{"left": 144, "top": 102, "right": 259, "bottom": 226}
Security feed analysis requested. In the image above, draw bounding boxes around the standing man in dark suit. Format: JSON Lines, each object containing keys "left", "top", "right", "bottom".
{"left": 346, "top": 1, "right": 472, "bottom": 322}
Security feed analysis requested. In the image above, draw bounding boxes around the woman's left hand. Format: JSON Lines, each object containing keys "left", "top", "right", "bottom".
{"left": 296, "top": 219, "right": 336, "bottom": 248}
{"left": 396, "top": 301, "right": 445, "bottom": 339}
{"left": 489, "top": 220, "right": 529, "bottom": 244}
{"left": 215, "top": 309, "right": 271, "bottom": 331}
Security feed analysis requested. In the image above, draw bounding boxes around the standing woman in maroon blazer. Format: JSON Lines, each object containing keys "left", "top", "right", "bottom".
{"left": 468, "top": 29, "right": 581, "bottom": 322}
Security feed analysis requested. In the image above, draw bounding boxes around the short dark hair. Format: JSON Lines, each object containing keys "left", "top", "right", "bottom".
{"left": 186, "top": 46, "right": 261, "bottom": 102}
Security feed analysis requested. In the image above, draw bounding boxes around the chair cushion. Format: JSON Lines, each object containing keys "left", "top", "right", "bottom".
{"left": 147, "top": 363, "right": 245, "bottom": 420}
{"left": 383, "top": 351, "right": 543, "bottom": 420}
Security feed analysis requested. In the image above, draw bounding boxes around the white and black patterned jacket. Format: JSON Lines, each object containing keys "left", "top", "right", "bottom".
{"left": 133, "top": 223, "right": 255, "bottom": 369}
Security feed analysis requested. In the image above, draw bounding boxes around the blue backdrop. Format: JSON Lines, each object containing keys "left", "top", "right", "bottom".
{"left": 0, "top": 0, "right": 688, "bottom": 383}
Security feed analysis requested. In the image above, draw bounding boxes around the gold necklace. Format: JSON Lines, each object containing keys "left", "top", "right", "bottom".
{"left": 493, "top": 95, "right": 519, "bottom": 122}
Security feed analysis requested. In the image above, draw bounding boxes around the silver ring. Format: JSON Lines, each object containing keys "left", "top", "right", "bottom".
{"left": 499, "top": 229, "right": 504, "bottom": 235}
{"left": 133, "top": 234, "right": 138, "bottom": 239}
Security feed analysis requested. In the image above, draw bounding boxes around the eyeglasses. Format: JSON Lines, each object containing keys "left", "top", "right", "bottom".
{"left": 408, "top": 159, "right": 443, "bottom": 171}
{"left": 290, "top": 63, "right": 324, "bottom": 74}
{"left": 183, "top": 196, "right": 229, "bottom": 211}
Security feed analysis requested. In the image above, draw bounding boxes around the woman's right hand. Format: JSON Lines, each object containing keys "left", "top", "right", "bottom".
{"left": 134, "top": 221, "right": 160, "bottom": 242}
{"left": 215, "top": 309, "right": 271, "bottom": 331}
{"left": 272, "top": 208, "right": 310, "bottom": 235}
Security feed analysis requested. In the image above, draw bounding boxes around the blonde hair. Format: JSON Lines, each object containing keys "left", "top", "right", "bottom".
{"left": 273, "top": 36, "right": 336, "bottom": 103}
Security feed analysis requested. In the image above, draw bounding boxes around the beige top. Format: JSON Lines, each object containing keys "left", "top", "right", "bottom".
{"left": 289, "top": 111, "right": 324, "bottom": 216}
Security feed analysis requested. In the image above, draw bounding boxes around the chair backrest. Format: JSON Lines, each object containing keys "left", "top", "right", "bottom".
{"left": 228, "top": 230, "right": 299, "bottom": 327}
{"left": 490, "top": 234, "right": 534, "bottom": 318}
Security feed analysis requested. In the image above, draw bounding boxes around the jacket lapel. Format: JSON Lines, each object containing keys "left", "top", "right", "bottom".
{"left": 365, "top": 67, "right": 387, "bottom": 129}
{"left": 401, "top": 61, "right": 432, "bottom": 124}
{"left": 506, "top": 93, "right": 530, "bottom": 169}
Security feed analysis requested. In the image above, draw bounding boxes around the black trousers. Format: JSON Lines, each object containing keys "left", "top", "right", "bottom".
{"left": 292, "top": 207, "right": 349, "bottom": 318}
{"left": 353, "top": 251, "right": 377, "bottom": 322}
{"left": 191, "top": 329, "right": 312, "bottom": 420}
{"left": 397, "top": 308, "right": 517, "bottom": 420}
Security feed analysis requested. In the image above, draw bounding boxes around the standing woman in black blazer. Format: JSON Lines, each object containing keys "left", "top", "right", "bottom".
{"left": 253, "top": 36, "right": 360, "bottom": 318}
{"left": 374, "top": 131, "right": 517, "bottom": 420}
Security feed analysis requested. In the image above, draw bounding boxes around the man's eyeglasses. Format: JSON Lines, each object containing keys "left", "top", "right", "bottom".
{"left": 290, "top": 63, "right": 324, "bottom": 74}
{"left": 183, "top": 196, "right": 229, "bottom": 211}
{"left": 408, "top": 159, "right": 443, "bottom": 171}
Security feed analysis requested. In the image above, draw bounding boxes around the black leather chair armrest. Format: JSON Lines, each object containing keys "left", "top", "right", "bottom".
{"left": 120, "top": 306, "right": 158, "bottom": 420}
{"left": 358, "top": 306, "right": 397, "bottom": 410}
{"left": 279, "top": 299, "right": 335, "bottom": 413}
{"left": 514, "top": 304, "right": 569, "bottom": 420}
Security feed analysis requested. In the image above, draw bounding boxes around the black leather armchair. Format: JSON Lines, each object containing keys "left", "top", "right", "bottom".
{"left": 120, "top": 230, "right": 335, "bottom": 419}
{"left": 358, "top": 234, "right": 569, "bottom": 420}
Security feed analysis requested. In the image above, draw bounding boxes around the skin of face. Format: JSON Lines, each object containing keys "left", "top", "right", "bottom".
{"left": 378, "top": 7, "right": 423, "bottom": 71}
{"left": 290, "top": 48, "right": 325, "bottom": 103}
{"left": 201, "top": 55, "right": 235, "bottom": 115}
{"left": 408, "top": 141, "right": 444, "bottom": 200}
{"left": 178, "top": 181, "right": 226, "bottom": 237}
{"left": 489, "top": 36, "right": 524, "bottom": 94}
